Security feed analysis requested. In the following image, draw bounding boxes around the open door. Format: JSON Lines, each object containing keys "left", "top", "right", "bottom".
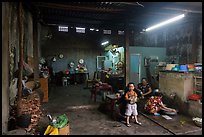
{"left": 129, "top": 54, "right": 141, "bottom": 84}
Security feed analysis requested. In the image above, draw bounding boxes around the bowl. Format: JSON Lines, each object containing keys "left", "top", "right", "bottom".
{"left": 160, "top": 107, "right": 178, "bottom": 116}
{"left": 193, "top": 120, "right": 202, "bottom": 127}
{"left": 164, "top": 111, "right": 177, "bottom": 116}
{"left": 192, "top": 117, "right": 202, "bottom": 127}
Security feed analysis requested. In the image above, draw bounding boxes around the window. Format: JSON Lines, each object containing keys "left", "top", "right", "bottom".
{"left": 103, "top": 29, "right": 111, "bottom": 34}
{"left": 58, "top": 26, "right": 68, "bottom": 32}
{"left": 118, "top": 30, "right": 124, "bottom": 35}
{"left": 76, "top": 27, "right": 85, "bottom": 33}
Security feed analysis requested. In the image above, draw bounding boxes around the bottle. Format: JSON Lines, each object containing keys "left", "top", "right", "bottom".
{"left": 140, "top": 91, "right": 144, "bottom": 99}
{"left": 47, "top": 114, "right": 53, "bottom": 122}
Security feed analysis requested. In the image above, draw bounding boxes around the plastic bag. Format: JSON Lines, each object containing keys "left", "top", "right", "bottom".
{"left": 9, "top": 78, "right": 18, "bottom": 105}
{"left": 52, "top": 114, "right": 69, "bottom": 128}
{"left": 23, "top": 61, "right": 33, "bottom": 76}
{"left": 22, "top": 80, "right": 32, "bottom": 97}
{"left": 44, "top": 125, "right": 59, "bottom": 135}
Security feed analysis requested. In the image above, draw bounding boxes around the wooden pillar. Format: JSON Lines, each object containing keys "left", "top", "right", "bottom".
{"left": 124, "top": 25, "right": 130, "bottom": 85}
{"left": 16, "top": 2, "right": 24, "bottom": 116}
{"left": 17, "top": 2, "right": 24, "bottom": 100}
{"left": 33, "top": 13, "right": 40, "bottom": 81}
{"left": 2, "top": 2, "right": 10, "bottom": 133}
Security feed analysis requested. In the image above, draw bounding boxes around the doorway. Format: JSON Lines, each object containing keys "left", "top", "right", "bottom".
{"left": 129, "top": 54, "right": 141, "bottom": 84}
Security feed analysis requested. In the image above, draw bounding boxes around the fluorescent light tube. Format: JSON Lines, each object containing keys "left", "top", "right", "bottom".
{"left": 101, "top": 41, "right": 109, "bottom": 46}
{"left": 145, "top": 14, "right": 185, "bottom": 31}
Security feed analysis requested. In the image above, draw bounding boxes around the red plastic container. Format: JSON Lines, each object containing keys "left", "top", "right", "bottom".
{"left": 188, "top": 94, "right": 201, "bottom": 101}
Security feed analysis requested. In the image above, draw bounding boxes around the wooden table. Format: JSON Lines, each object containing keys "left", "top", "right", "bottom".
{"left": 91, "top": 83, "right": 113, "bottom": 102}
{"left": 106, "top": 94, "right": 120, "bottom": 116}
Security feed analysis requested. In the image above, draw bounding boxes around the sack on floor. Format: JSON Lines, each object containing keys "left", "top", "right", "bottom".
{"left": 23, "top": 61, "right": 33, "bottom": 76}
{"left": 9, "top": 78, "right": 18, "bottom": 105}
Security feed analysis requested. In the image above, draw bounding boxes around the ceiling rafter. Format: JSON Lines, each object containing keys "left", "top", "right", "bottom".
{"left": 162, "top": 7, "right": 202, "bottom": 14}
{"left": 33, "top": 2, "right": 125, "bottom": 13}
{"left": 27, "top": 2, "right": 202, "bottom": 34}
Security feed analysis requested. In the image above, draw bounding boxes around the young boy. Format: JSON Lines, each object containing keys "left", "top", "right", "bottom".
{"left": 125, "top": 82, "right": 142, "bottom": 127}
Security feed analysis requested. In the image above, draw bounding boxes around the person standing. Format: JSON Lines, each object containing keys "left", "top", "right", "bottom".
{"left": 124, "top": 82, "right": 142, "bottom": 127}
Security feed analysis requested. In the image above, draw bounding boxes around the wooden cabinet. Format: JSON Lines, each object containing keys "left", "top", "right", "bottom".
{"left": 39, "top": 78, "right": 48, "bottom": 102}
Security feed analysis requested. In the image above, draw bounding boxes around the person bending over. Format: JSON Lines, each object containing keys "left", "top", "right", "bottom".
{"left": 144, "top": 92, "right": 177, "bottom": 116}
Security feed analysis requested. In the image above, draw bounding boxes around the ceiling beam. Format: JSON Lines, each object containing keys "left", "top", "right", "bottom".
{"left": 41, "top": 10, "right": 126, "bottom": 23}
{"left": 41, "top": 17, "right": 127, "bottom": 29}
{"left": 33, "top": 2, "right": 125, "bottom": 13}
{"left": 162, "top": 7, "right": 202, "bottom": 14}
{"left": 115, "top": 2, "right": 144, "bottom": 7}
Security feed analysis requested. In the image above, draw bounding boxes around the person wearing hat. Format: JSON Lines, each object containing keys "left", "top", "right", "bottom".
{"left": 144, "top": 92, "right": 177, "bottom": 116}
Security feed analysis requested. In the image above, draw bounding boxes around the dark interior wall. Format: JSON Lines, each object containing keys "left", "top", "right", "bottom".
{"left": 40, "top": 26, "right": 125, "bottom": 77}
{"left": 133, "top": 15, "right": 202, "bottom": 64}
{"left": 2, "top": 2, "right": 34, "bottom": 133}
{"left": 24, "top": 9, "right": 33, "bottom": 59}
{"left": 41, "top": 26, "right": 102, "bottom": 76}
{"left": 8, "top": 2, "right": 19, "bottom": 78}
{"left": 197, "top": 22, "right": 202, "bottom": 63}
{"left": 7, "top": 2, "right": 34, "bottom": 77}
{"left": 2, "top": 2, "right": 10, "bottom": 134}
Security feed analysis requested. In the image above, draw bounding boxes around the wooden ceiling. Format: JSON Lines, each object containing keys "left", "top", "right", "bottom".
{"left": 25, "top": 2, "right": 202, "bottom": 33}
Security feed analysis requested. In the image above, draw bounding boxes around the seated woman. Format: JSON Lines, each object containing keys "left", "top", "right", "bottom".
{"left": 137, "top": 78, "right": 153, "bottom": 98}
{"left": 136, "top": 78, "right": 153, "bottom": 112}
{"left": 144, "top": 92, "right": 177, "bottom": 116}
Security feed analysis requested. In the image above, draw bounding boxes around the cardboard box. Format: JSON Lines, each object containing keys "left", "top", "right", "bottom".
{"left": 58, "top": 124, "right": 70, "bottom": 135}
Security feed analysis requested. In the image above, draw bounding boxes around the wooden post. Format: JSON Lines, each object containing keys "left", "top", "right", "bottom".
{"left": 33, "top": 8, "right": 40, "bottom": 81}
{"left": 124, "top": 24, "right": 130, "bottom": 85}
{"left": 17, "top": 2, "right": 24, "bottom": 116}
{"left": 17, "top": 2, "right": 24, "bottom": 100}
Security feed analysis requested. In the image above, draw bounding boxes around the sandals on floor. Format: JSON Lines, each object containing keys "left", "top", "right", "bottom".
{"left": 153, "top": 113, "right": 160, "bottom": 116}
{"left": 135, "top": 121, "right": 142, "bottom": 125}
{"left": 126, "top": 123, "right": 131, "bottom": 127}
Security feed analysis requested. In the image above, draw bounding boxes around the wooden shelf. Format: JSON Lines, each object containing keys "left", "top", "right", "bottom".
{"left": 194, "top": 74, "right": 202, "bottom": 94}
{"left": 196, "top": 83, "right": 202, "bottom": 86}
{"left": 194, "top": 76, "right": 202, "bottom": 79}
{"left": 195, "top": 90, "right": 202, "bottom": 94}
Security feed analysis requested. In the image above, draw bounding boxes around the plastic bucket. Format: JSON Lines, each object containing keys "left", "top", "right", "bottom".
{"left": 179, "top": 65, "right": 188, "bottom": 72}
{"left": 171, "top": 66, "right": 179, "bottom": 71}
{"left": 165, "top": 64, "right": 178, "bottom": 71}
{"left": 187, "top": 65, "right": 195, "bottom": 71}
{"left": 16, "top": 114, "right": 31, "bottom": 128}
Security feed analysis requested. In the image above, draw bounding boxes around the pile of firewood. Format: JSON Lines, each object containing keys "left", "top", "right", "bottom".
{"left": 17, "top": 90, "right": 43, "bottom": 134}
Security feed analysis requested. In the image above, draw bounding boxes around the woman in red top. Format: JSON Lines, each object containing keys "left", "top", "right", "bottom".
{"left": 144, "top": 92, "right": 177, "bottom": 116}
